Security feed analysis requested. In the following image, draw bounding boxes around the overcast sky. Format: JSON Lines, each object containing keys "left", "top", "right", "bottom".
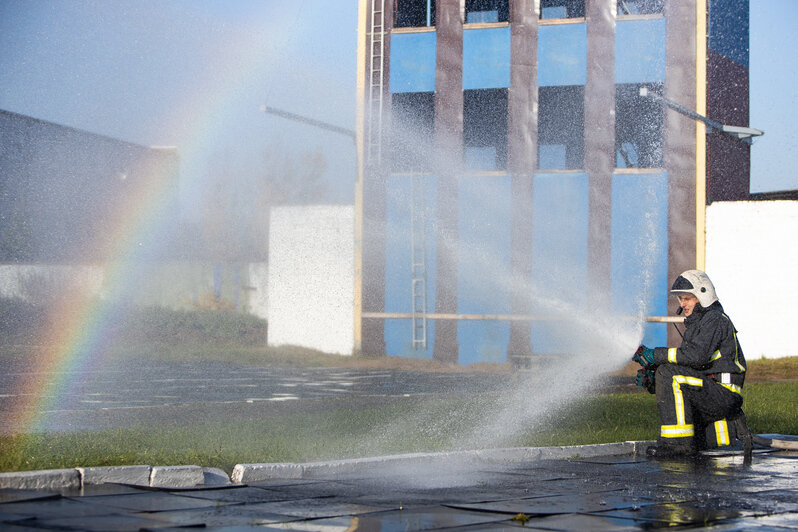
{"left": 0, "top": 0, "right": 795, "bottom": 205}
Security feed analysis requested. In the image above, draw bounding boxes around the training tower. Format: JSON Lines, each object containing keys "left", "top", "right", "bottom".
{"left": 354, "top": 0, "right": 751, "bottom": 364}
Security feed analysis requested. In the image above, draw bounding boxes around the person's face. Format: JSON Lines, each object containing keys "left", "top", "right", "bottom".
{"left": 677, "top": 294, "right": 700, "bottom": 316}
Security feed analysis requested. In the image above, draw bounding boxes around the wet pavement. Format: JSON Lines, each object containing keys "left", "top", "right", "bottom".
{"left": 0, "top": 360, "right": 515, "bottom": 434}
{"left": 0, "top": 360, "right": 513, "bottom": 408}
{"left": 1, "top": 447, "right": 797, "bottom": 530}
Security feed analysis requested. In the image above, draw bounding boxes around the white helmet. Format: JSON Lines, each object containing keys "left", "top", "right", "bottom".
{"left": 670, "top": 270, "right": 718, "bottom": 308}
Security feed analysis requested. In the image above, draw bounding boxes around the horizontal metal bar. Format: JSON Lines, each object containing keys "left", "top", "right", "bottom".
{"left": 362, "top": 312, "right": 684, "bottom": 323}
{"left": 260, "top": 105, "right": 356, "bottom": 141}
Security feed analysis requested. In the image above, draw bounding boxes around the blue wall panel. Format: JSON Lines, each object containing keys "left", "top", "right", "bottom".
{"left": 610, "top": 172, "right": 669, "bottom": 347}
{"left": 463, "top": 27, "right": 511, "bottom": 90}
{"left": 457, "top": 175, "right": 512, "bottom": 365}
{"left": 384, "top": 175, "right": 438, "bottom": 358}
{"left": 389, "top": 32, "right": 437, "bottom": 93}
{"left": 708, "top": 0, "right": 749, "bottom": 67}
{"left": 529, "top": 173, "right": 589, "bottom": 354}
{"left": 615, "top": 19, "right": 666, "bottom": 83}
{"left": 538, "top": 24, "right": 587, "bottom": 87}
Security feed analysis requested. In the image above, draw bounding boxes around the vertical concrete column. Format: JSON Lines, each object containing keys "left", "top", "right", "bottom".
{"left": 360, "top": 0, "right": 393, "bottom": 356}
{"left": 585, "top": 0, "right": 615, "bottom": 310}
{"left": 432, "top": 0, "right": 463, "bottom": 364}
{"left": 507, "top": 0, "right": 538, "bottom": 357}
{"left": 664, "top": 0, "right": 698, "bottom": 344}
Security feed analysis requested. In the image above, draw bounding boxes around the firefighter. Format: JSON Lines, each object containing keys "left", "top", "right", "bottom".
{"left": 632, "top": 270, "right": 747, "bottom": 458}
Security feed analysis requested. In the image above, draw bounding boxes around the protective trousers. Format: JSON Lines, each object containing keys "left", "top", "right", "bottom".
{"left": 655, "top": 364, "right": 743, "bottom": 451}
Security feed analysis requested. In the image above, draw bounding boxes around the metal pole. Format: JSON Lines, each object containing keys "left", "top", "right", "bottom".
{"left": 259, "top": 105, "right": 356, "bottom": 142}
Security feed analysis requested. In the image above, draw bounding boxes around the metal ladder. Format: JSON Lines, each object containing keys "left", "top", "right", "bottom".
{"left": 367, "top": 0, "right": 385, "bottom": 167}
{"left": 410, "top": 171, "right": 427, "bottom": 350}
{"left": 368, "top": 1, "right": 425, "bottom": 349}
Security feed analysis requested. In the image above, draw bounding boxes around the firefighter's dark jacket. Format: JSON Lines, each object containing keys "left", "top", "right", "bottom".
{"left": 653, "top": 301, "right": 747, "bottom": 387}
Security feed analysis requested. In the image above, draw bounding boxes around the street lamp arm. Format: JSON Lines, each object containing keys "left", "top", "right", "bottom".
{"left": 639, "top": 87, "right": 764, "bottom": 144}
{"left": 259, "top": 105, "right": 356, "bottom": 142}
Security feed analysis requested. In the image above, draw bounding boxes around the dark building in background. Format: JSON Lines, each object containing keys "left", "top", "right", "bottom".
{"left": 0, "top": 110, "right": 179, "bottom": 263}
{"left": 355, "top": 0, "right": 752, "bottom": 364}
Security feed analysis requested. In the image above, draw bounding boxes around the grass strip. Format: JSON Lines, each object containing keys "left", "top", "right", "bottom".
{"left": 2, "top": 382, "right": 796, "bottom": 475}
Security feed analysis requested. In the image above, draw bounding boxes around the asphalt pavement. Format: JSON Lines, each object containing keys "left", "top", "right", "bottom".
{"left": 0, "top": 359, "right": 513, "bottom": 434}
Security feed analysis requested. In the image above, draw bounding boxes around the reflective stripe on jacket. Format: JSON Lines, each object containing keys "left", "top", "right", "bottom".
{"left": 653, "top": 301, "right": 746, "bottom": 386}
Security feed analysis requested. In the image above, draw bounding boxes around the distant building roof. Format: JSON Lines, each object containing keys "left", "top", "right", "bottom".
{"left": 0, "top": 109, "right": 179, "bottom": 263}
{"left": 749, "top": 189, "right": 798, "bottom": 201}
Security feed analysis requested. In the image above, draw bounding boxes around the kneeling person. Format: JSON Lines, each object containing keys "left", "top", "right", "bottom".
{"left": 632, "top": 270, "right": 747, "bottom": 458}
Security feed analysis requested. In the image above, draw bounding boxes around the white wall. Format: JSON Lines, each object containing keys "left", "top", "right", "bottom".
{"left": 267, "top": 205, "right": 354, "bottom": 355}
{"left": 247, "top": 262, "right": 269, "bottom": 320}
{"left": 0, "top": 264, "right": 105, "bottom": 302}
{"left": 706, "top": 200, "right": 798, "bottom": 358}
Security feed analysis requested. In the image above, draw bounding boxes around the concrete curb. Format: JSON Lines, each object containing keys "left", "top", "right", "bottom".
{"left": 0, "top": 468, "right": 81, "bottom": 490}
{"left": 0, "top": 465, "right": 230, "bottom": 491}
{"left": 0, "top": 441, "right": 655, "bottom": 490}
{"left": 79, "top": 465, "right": 151, "bottom": 487}
{"left": 230, "top": 441, "right": 654, "bottom": 483}
{"left": 150, "top": 465, "right": 205, "bottom": 488}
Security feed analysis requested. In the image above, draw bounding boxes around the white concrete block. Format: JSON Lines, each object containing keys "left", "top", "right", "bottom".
{"left": 149, "top": 465, "right": 204, "bottom": 488}
{"left": 267, "top": 205, "right": 354, "bottom": 355}
{"left": 78, "top": 465, "right": 151, "bottom": 486}
{"left": 231, "top": 463, "right": 304, "bottom": 483}
{"left": 0, "top": 468, "right": 80, "bottom": 490}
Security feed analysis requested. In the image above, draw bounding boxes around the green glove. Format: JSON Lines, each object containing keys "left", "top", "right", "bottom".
{"left": 635, "top": 368, "right": 656, "bottom": 394}
{"left": 632, "top": 345, "right": 655, "bottom": 367}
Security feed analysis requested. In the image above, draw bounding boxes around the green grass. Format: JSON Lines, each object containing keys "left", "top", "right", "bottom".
{"left": 0, "top": 400, "right": 476, "bottom": 474}
{"left": 742, "top": 382, "right": 798, "bottom": 435}
{"left": 516, "top": 392, "right": 661, "bottom": 448}
{"left": 3, "top": 382, "right": 796, "bottom": 474}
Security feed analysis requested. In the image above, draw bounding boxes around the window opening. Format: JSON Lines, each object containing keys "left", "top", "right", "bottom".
{"left": 463, "top": 89, "right": 508, "bottom": 171}
{"left": 540, "top": 0, "right": 585, "bottom": 20}
{"left": 615, "top": 83, "right": 664, "bottom": 168}
{"left": 465, "top": 0, "right": 509, "bottom": 23}
{"left": 394, "top": 0, "right": 435, "bottom": 28}
{"left": 537, "top": 85, "right": 584, "bottom": 170}
{"left": 617, "top": 0, "right": 664, "bottom": 16}
{"left": 391, "top": 92, "right": 435, "bottom": 172}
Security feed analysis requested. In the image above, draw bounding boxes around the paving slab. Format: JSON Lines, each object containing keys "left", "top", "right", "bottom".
{"left": 0, "top": 497, "right": 121, "bottom": 519}
{"left": 707, "top": 512, "right": 798, "bottom": 530}
{"left": 595, "top": 501, "right": 755, "bottom": 527}
{"left": 0, "top": 519, "right": 47, "bottom": 532}
{"left": 131, "top": 505, "right": 296, "bottom": 528}
{"left": 0, "top": 489, "right": 59, "bottom": 505}
{"left": 447, "top": 489, "right": 659, "bottom": 516}
{"left": 233, "top": 498, "right": 390, "bottom": 520}
{"left": 177, "top": 485, "right": 305, "bottom": 504}
{"left": 0, "top": 447, "right": 796, "bottom": 530}
{"left": 74, "top": 490, "right": 230, "bottom": 513}
{"left": 33, "top": 512, "right": 180, "bottom": 531}
{"left": 486, "top": 512, "right": 648, "bottom": 531}
{"left": 258, "top": 506, "right": 515, "bottom": 531}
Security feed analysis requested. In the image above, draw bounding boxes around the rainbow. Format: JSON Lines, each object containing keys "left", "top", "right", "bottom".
{"left": 9, "top": 11, "right": 296, "bottom": 435}
{"left": 11, "top": 155, "right": 176, "bottom": 434}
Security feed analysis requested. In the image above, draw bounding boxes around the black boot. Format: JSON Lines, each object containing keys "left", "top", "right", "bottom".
{"left": 646, "top": 444, "right": 697, "bottom": 459}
